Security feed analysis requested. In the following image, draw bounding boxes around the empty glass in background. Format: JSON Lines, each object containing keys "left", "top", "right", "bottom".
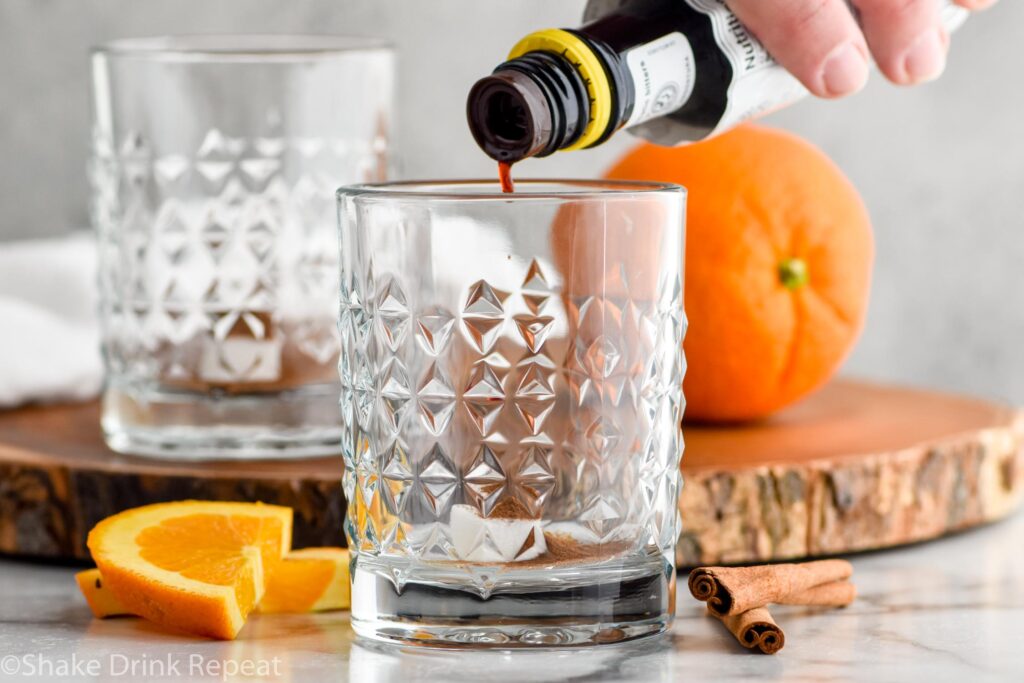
{"left": 91, "top": 36, "right": 393, "bottom": 459}
{"left": 338, "top": 180, "right": 686, "bottom": 646}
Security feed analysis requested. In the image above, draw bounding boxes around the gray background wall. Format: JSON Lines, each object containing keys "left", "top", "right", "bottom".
{"left": 1, "top": 0, "right": 1022, "bottom": 404}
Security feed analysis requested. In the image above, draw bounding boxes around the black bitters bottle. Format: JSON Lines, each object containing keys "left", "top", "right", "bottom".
{"left": 467, "top": 0, "right": 968, "bottom": 163}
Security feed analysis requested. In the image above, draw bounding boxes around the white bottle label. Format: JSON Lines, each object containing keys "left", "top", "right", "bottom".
{"left": 623, "top": 32, "right": 697, "bottom": 129}
{"left": 585, "top": 0, "right": 969, "bottom": 144}
{"left": 685, "top": 0, "right": 808, "bottom": 136}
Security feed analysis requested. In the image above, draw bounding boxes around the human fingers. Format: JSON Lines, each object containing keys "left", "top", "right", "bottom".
{"left": 853, "top": 0, "right": 948, "bottom": 85}
{"left": 727, "top": 0, "right": 870, "bottom": 98}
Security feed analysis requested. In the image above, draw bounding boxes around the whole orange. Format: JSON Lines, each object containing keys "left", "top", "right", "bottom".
{"left": 605, "top": 124, "right": 873, "bottom": 422}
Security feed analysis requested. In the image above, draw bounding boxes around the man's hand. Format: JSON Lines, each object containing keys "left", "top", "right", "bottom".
{"left": 725, "top": 0, "right": 998, "bottom": 97}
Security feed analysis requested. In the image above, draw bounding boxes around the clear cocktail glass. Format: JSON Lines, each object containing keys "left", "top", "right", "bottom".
{"left": 337, "top": 179, "right": 686, "bottom": 646}
{"left": 92, "top": 35, "right": 393, "bottom": 459}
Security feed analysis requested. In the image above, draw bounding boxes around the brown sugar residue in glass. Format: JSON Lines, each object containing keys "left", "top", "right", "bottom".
{"left": 477, "top": 497, "right": 631, "bottom": 567}
{"left": 519, "top": 533, "right": 631, "bottom": 567}
{"left": 488, "top": 497, "right": 534, "bottom": 520}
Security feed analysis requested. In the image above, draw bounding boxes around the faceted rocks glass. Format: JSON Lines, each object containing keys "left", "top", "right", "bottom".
{"left": 338, "top": 180, "right": 686, "bottom": 646}
{"left": 91, "top": 36, "right": 393, "bottom": 459}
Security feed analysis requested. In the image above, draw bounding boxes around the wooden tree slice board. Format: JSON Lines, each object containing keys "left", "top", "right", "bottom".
{"left": 0, "top": 378, "right": 1020, "bottom": 565}
{"left": 676, "top": 379, "right": 1023, "bottom": 565}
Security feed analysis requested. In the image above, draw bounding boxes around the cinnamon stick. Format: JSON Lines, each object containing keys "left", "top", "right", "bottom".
{"left": 777, "top": 580, "right": 856, "bottom": 608}
{"left": 688, "top": 560, "right": 853, "bottom": 616}
{"left": 710, "top": 606, "right": 785, "bottom": 655}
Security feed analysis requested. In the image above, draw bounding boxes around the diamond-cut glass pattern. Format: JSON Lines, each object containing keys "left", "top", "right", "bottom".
{"left": 416, "top": 444, "right": 459, "bottom": 517}
{"left": 515, "top": 446, "right": 556, "bottom": 515}
{"left": 416, "top": 363, "right": 457, "bottom": 436}
{"left": 415, "top": 307, "right": 456, "bottom": 355}
{"left": 381, "top": 441, "right": 414, "bottom": 515}
{"left": 93, "top": 123, "right": 386, "bottom": 394}
{"left": 464, "top": 446, "right": 508, "bottom": 515}
{"left": 339, "top": 206, "right": 685, "bottom": 569}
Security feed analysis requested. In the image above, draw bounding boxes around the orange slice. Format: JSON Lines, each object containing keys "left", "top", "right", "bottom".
{"left": 77, "top": 548, "right": 349, "bottom": 619}
{"left": 256, "top": 547, "right": 350, "bottom": 614}
{"left": 86, "top": 501, "right": 292, "bottom": 639}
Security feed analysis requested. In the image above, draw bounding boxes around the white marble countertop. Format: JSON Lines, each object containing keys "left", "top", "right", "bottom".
{"left": 1, "top": 509, "right": 1022, "bottom": 683}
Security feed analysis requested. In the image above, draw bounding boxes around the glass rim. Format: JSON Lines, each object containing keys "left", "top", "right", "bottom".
{"left": 336, "top": 178, "right": 686, "bottom": 202}
{"left": 92, "top": 34, "right": 393, "bottom": 61}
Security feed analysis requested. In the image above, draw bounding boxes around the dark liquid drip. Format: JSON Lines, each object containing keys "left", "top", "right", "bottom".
{"left": 498, "top": 161, "right": 515, "bottom": 193}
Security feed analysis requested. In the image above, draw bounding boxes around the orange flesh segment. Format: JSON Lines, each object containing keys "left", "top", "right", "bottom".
{"left": 257, "top": 548, "right": 349, "bottom": 614}
{"left": 136, "top": 513, "right": 284, "bottom": 618}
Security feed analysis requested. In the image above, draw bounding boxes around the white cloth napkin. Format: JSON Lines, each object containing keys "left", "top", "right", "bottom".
{"left": 0, "top": 233, "right": 102, "bottom": 408}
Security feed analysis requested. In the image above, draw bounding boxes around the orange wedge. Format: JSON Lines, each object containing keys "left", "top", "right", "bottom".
{"left": 77, "top": 548, "right": 350, "bottom": 619}
{"left": 86, "top": 501, "right": 292, "bottom": 639}
{"left": 256, "top": 547, "right": 351, "bottom": 614}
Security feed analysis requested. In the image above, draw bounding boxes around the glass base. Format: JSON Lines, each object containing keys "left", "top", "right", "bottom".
{"left": 350, "top": 556, "right": 675, "bottom": 648}
{"left": 101, "top": 383, "right": 342, "bottom": 461}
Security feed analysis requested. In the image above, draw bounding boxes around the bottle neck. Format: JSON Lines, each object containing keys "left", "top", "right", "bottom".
{"left": 466, "top": 50, "right": 590, "bottom": 162}
{"left": 467, "top": 28, "right": 629, "bottom": 163}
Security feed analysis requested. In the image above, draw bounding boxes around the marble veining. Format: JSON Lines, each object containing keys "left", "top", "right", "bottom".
{"left": 0, "top": 510, "right": 1021, "bottom": 682}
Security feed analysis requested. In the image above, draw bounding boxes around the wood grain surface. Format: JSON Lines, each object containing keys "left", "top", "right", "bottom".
{"left": 1, "top": 379, "right": 1020, "bottom": 564}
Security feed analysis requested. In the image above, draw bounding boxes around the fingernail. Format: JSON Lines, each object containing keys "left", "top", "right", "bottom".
{"left": 902, "top": 28, "right": 947, "bottom": 83}
{"left": 820, "top": 43, "right": 869, "bottom": 97}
